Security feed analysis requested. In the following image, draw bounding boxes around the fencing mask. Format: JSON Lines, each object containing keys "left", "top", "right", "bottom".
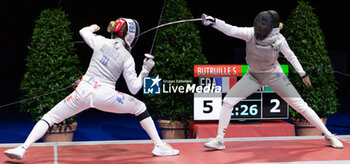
{"left": 254, "top": 10, "right": 280, "bottom": 41}
{"left": 107, "top": 18, "right": 140, "bottom": 50}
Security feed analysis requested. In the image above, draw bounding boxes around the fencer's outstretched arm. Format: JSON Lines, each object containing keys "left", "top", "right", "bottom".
{"left": 212, "top": 19, "right": 254, "bottom": 42}
{"left": 202, "top": 14, "right": 253, "bottom": 42}
{"left": 123, "top": 57, "right": 155, "bottom": 95}
{"left": 79, "top": 25, "right": 103, "bottom": 49}
{"left": 280, "top": 38, "right": 307, "bottom": 77}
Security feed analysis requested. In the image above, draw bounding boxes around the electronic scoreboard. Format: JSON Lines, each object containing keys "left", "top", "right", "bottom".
{"left": 193, "top": 65, "right": 289, "bottom": 121}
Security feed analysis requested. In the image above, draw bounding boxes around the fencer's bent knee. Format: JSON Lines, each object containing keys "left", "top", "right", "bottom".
{"left": 41, "top": 112, "right": 60, "bottom": 126}
{"left": 137, "top": 110, "right": 150, "bottom": 122}
{"left": 135, "top": 102, "right": 149, "bottom": 122}
{"left": 40, "top": 119, "right": 52, "bottom": 128}
{"left": 295, "top": 101, "right": 309, "bottom": 114}
{"left": 285, "top": 97, "right": 309, "bottom": 113}
{"left": 134, "top": 101, "right": 147, "bottom": 116}
{"left": 222, "top": 97, "right": 244, "bottom": 108}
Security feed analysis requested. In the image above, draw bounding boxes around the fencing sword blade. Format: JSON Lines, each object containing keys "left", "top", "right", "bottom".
{"left": 75, "top": 18, "right": 203, "bottom": 45}
{"left": 148, "top": 0, "right": 167, "bottom": 56}
{"left": 138, "top": 18, "right": 203, "bottom": 38}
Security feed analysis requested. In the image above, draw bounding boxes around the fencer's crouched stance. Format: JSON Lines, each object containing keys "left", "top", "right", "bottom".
{"left": 4, "top": 18, "right": 179, "bottom": 160}
{"left": 202, "top": 11, "right": 343, "bottom": 150}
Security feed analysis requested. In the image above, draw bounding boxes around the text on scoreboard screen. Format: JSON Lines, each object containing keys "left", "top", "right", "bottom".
{"left": 193, "top": 65, "right": 289, "bottom": 121}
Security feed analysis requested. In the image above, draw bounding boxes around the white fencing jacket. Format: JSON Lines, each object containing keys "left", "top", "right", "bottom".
{"left": 79, "top": 26, "right": 148, "bottom": 95}
{"left": 213, "top": 19, "right": 306, "bottom": 77}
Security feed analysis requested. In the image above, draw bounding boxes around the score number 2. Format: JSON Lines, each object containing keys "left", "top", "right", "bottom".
{"left": 270, "top": 99, "right": 280, "bottom": 113}
{"left": 262, "top": 93, "right": 288, "bottom": 119}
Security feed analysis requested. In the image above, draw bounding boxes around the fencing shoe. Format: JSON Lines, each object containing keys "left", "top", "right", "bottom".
{"left": 204, "top": 137, "right": 225, "bottom": 150}
{"left": 4, "top": 145, "right": 27, "bottom": 160}
{"left": 152, "top": 142, "right": 179, "bottom": 156}
{"left": 325, "top": 134, "right": 343, "bottom": 149}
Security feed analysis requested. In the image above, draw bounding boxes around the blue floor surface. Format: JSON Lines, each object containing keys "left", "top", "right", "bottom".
{"left": 0, "top": 107, "right": 349, "bottom": 143}
{"left": 0, "top": 108, "right": 160, "bottom": 143}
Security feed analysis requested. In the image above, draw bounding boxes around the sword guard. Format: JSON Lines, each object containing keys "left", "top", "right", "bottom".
{"left": 145, "top": 53, "right": 155, "bottom": 59}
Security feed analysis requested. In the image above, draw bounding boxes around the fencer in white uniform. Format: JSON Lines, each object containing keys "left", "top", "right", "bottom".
{"left": 4, "top": 18, "right": 179, "bottom": 160}
{"left": 201, "top": 11, "right": 343, "bottom": 150}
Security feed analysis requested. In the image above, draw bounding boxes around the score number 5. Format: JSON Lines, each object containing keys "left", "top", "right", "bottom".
{"left": 203, "top": 100, "right": 213, "bottom": 113}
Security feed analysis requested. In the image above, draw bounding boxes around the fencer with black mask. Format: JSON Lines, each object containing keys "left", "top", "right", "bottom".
{"left": 202, "top": 10, "right": 343, "bottom": 150}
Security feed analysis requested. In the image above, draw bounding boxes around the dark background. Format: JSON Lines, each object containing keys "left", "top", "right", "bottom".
{"left": 0, "top": 0, "right": 349, "bottom": 140}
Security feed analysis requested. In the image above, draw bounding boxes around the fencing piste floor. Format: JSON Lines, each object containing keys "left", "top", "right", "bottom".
{"left": 1, "top": 135, "right": 350, "bottom": 164}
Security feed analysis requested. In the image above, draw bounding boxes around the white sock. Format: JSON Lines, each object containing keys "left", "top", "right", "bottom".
{"left": 301, "top": 108, "right": 332, "bottom": 137}
{"left": 23, "top": 120, "right": 50, "bottom": 148}
{"left": 217, "top": 104, "right": 233, "bottom": 139}
{"left": 140, "top": 117, "right": 163, "bottom": 146}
